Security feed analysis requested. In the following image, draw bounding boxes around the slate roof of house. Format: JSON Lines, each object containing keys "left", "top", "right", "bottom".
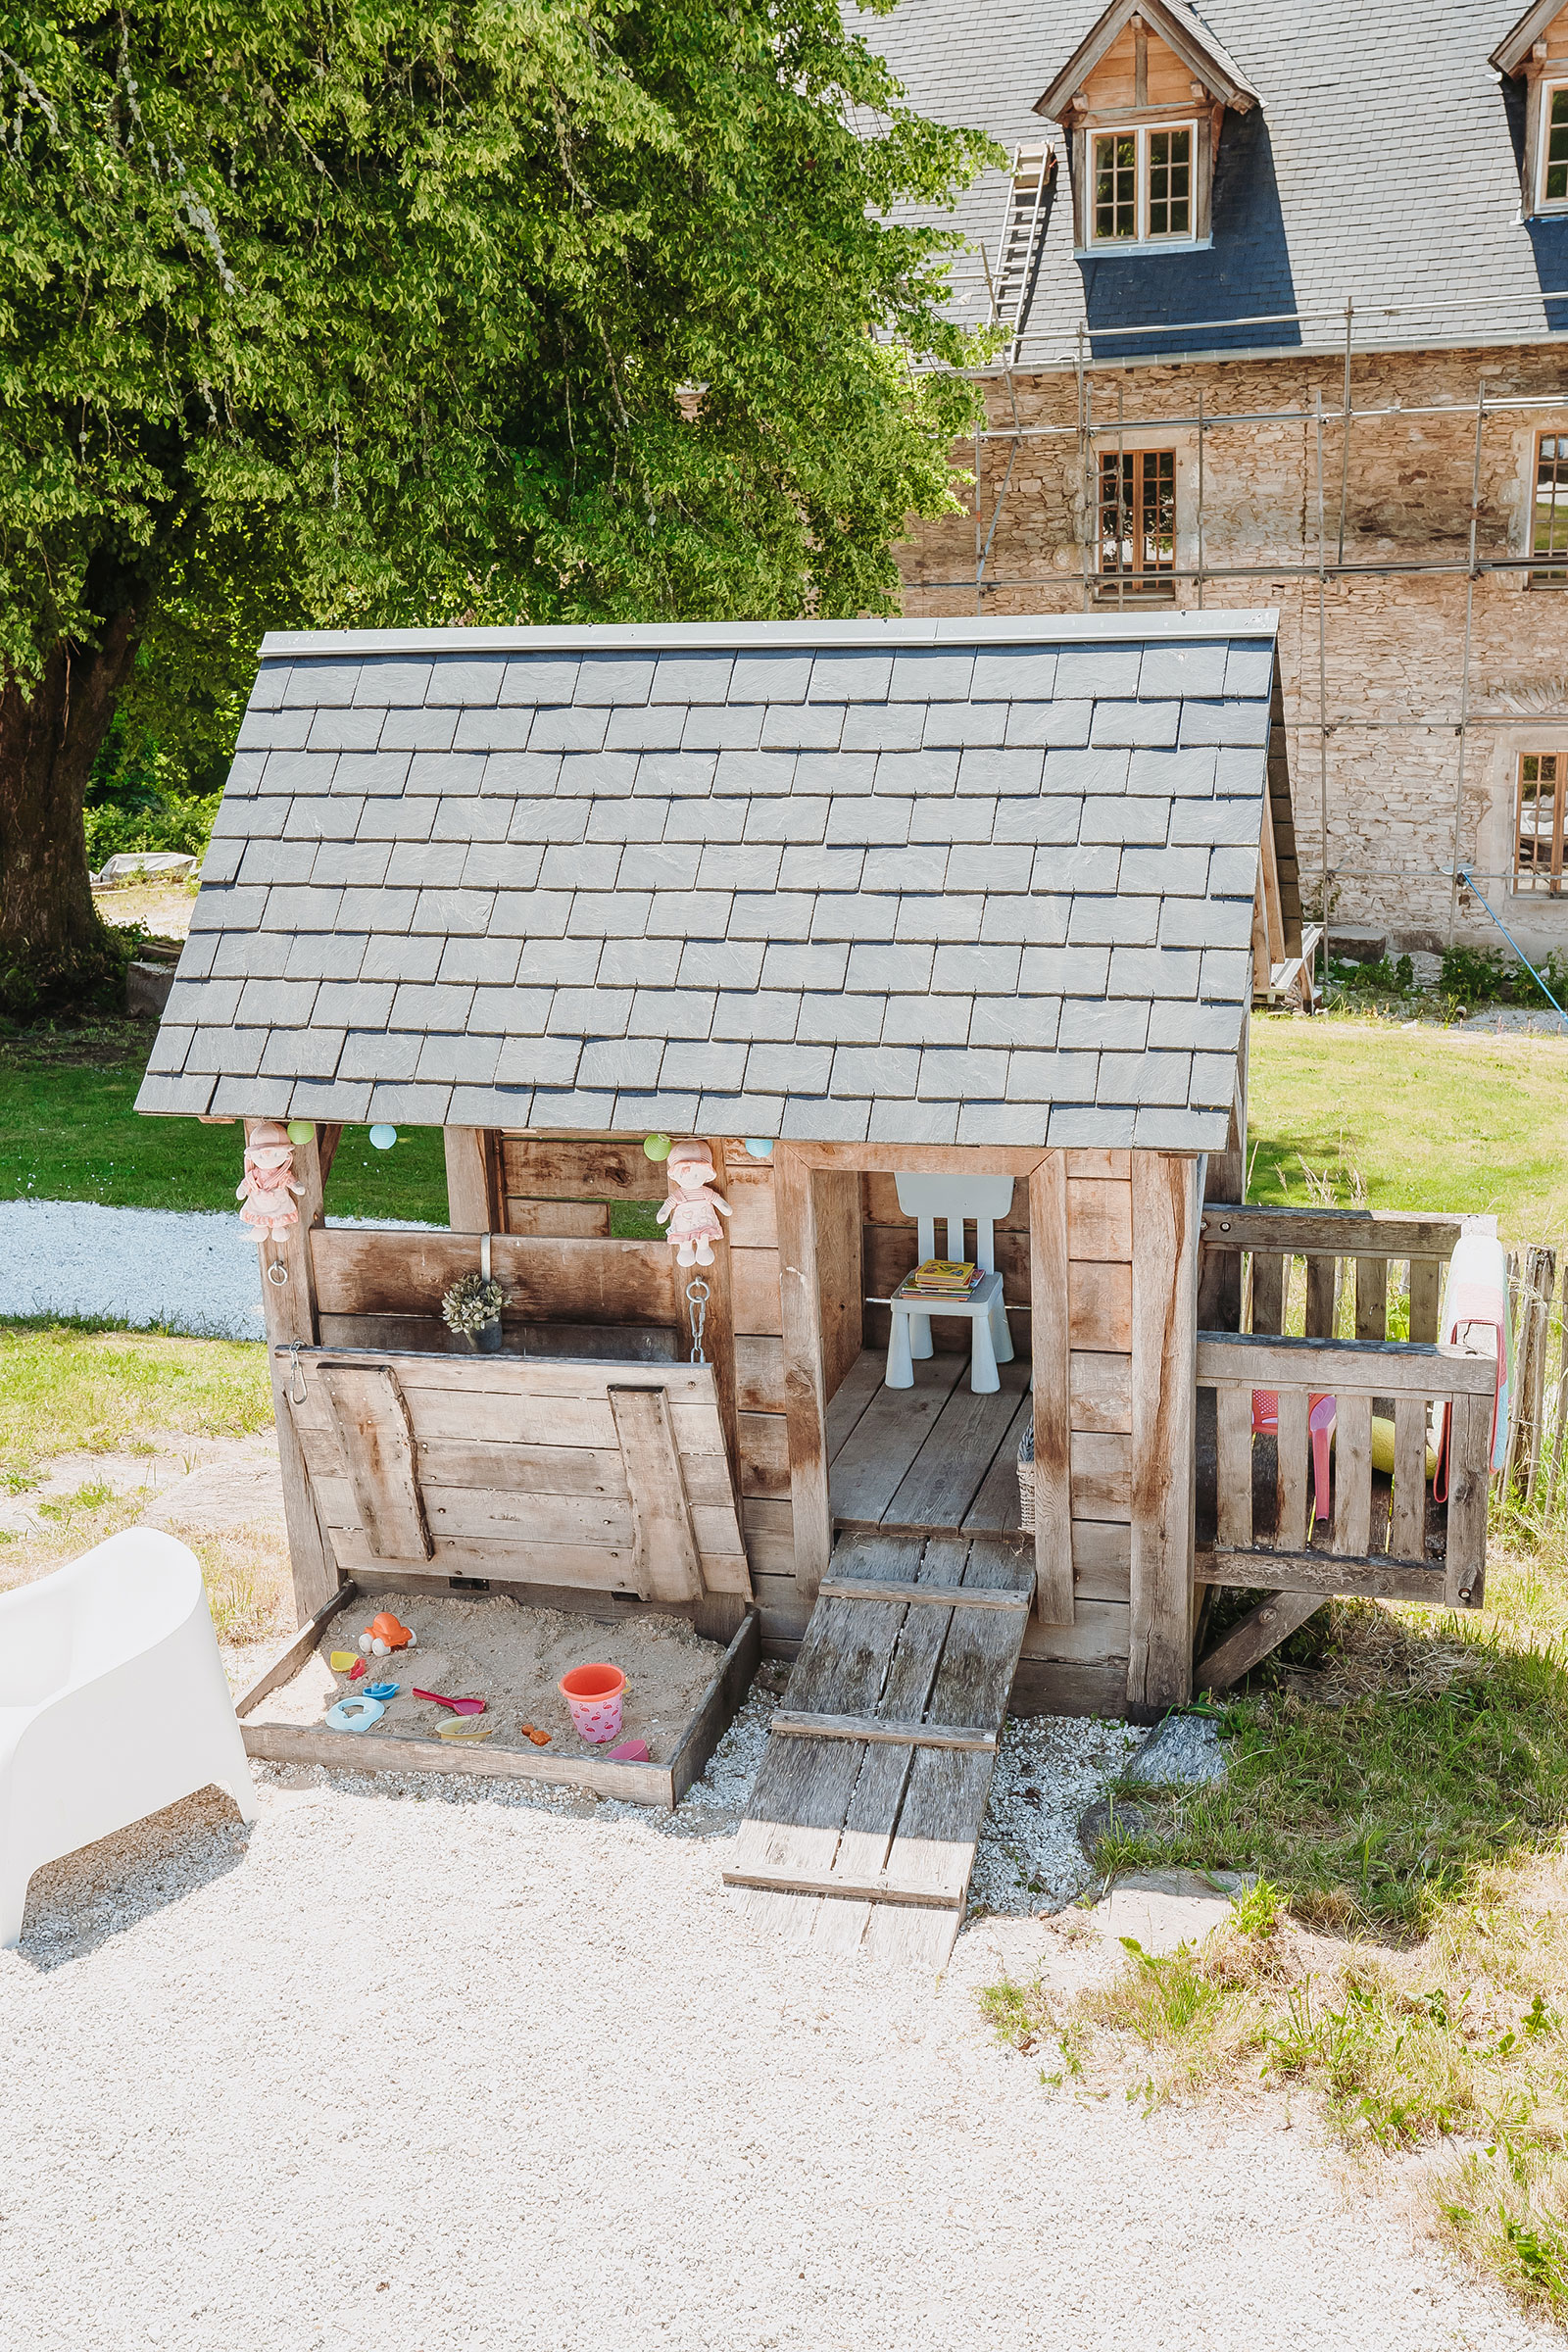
{"left": 136, "top": 613, "right": 1283, "bottom": 1152}
{"left": 870, "top": 0, "right": 1567, "bottom": 363}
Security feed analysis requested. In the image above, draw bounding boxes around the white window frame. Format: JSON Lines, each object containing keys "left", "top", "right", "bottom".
{"left": 1083, "top": 120, "right": 1204, "bottom": 254}
{"left": 1538, "top": 79, "right": 1568, "bottom": 214}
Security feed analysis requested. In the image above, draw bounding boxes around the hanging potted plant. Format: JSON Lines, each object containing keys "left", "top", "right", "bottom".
{"left": 441, "top": 1269, "right": 505, "bottom": 1353}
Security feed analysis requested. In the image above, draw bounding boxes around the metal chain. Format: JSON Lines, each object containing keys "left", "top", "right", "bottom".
{"left": 685, "top": 1276, "right": 710, "bottom": 1365}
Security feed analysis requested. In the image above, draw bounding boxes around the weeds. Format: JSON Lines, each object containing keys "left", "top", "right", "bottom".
{"left": 977, "top": 1545, "right": 1568, "bottom": 2322}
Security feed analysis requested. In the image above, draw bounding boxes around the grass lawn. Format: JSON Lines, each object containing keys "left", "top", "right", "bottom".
{"left": 0, "top": 1019, "right": 451, "bottom": 1220}
{"left": 0, "top": 1320, "right": 274, "bottom": 1483}
{"left": 1250, "top": 1012, "right": 1568, "bottom": 1236}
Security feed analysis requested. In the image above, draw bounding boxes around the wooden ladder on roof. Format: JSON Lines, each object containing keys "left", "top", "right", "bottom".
{"left": 723, "top": 1530, "right": 1033, "bottom": 1967}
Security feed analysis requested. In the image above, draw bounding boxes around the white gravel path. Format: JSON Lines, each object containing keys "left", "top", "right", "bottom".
{"left": 0, "top": 1699, "right": 1531, "bottom": 2352}
{"left": 0, "top": 1200, "right": 438, "bottom": 1339}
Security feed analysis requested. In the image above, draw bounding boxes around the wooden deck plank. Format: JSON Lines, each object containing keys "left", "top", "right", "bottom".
{"left": 959, "top": 1392, "right": 1033, "bottom": 1535}
{"left": 884, "top": 1360, "right": 1032, "bottom": 1533}
{"left": 827, "top": 1354, "right": 965, "bottom": 1526}
{"left": 824, "top": 1349, "right": 888, "bottom": 1462}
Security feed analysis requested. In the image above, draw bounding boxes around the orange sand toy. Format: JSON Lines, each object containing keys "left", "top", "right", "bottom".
{"left": 359, "top": 1612, "right": 416, "bottom": 1657}
{"left": 518, "top": 1723, "right": 553, "bottom": 1746}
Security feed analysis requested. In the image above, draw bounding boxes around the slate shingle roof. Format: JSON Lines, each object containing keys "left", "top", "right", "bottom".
{"left": 136, "top": 613, "right": 1281, "bottom": 1152}
{"left": 871, "top": 0, "right": 1568, "bottom": 362}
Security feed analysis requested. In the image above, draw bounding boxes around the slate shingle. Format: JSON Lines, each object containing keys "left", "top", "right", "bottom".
{"left": 138, "top": 615, "right": 1283, "bottom": 1142}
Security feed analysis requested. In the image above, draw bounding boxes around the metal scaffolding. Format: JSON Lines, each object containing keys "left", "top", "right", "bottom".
{"left": 937, "top": 268, "right": 1568, "bottom": 958}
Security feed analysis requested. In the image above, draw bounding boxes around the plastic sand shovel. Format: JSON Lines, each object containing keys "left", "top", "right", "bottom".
{"left": 1308, "top": 1394, "right": 1337, "bottom": 1522}
{"left": 560, "top": 1663, "right": 627, "bottom": 1744}
{"left": 437, "top": 1717, "right": 495, "bottom": 1742}
{"left": 413, "top": 1687, "right": 486, "bottom": 1717}
{"left": 605, "top": 1739, "right": 651, "bottom": 1763}
{"left": 324, "top": 1694, "right": 385, "bottom": 1734}
{"left": 328, "top": 1650, "right": 359, "bottom": 1672}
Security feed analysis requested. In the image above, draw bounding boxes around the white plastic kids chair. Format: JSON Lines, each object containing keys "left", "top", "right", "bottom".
{"left": 0, "top": 1529, "right": 256, "bottom": 1948}
{"left": 884, "top": 1173, "right": 1017, "bottom": 1394}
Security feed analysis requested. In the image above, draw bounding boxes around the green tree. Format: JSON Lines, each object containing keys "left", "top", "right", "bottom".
{"left": 0, "top": 0, "right": 993, "bottom": 1010}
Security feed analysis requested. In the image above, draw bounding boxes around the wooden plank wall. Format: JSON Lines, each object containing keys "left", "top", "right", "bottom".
{"left": 288, "top": 1350, "right": 750, "bottom": 1598}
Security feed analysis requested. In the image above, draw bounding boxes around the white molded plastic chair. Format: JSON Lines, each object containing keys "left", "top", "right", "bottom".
{"left": 886, "top": 1174, "right": 1016, "bottom": 1394}
{"left": 0, "top": 1530, "right": 256, "bottom": 1948}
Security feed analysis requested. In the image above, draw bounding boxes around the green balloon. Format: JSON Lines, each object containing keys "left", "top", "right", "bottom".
{"left": 286, "top": 1120, "right": 315, "bottom": 1147}
{"left": 643, "top": 1133, "right": 672, "bottom": 1162}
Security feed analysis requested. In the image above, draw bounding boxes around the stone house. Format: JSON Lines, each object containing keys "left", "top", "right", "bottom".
{"left": 875, "top": 0, "right": 1568, "bottom": 959}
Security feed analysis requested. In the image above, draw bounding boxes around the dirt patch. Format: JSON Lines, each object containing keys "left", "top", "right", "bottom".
{"left": 247, "top": 1588, "right": 728, "bottom": 1762}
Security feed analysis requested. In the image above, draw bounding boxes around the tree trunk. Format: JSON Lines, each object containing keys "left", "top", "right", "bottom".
{"left": 0, "top": 607, "right": 141, "bottom": 1005}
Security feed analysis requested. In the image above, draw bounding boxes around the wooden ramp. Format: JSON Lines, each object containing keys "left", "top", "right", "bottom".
{"left": 723, "top": 1530, "right": 1033, "bottom": 1967}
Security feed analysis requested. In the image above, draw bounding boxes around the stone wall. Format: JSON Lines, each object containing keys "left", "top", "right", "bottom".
{"left": 898, "top": 343, "right": 1568, "bottom": 957}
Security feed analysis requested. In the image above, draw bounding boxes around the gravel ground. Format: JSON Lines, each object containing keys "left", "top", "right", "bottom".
{"left": 0, "top": 1200, "right": 437, "bottom": 1338}
{"left": 0, "top": 1697, "right": 1532, "bottom": 2352}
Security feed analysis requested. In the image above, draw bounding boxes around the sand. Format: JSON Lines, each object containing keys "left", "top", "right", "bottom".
{"left": 245, "top": 1589, "right": 728, "bottom": 1761}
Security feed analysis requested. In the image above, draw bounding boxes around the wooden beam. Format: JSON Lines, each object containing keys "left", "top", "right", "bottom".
{"left": 720, "top": 1866, "right": 961, "bottom": 1911}
{"left": 1197, "top": 1590, "right": 1322, "bottom": 1694}
{"left": 316, "top": 1360, "right": 433, "bottom": 1561}
{"left": 1197, "top": 1333, "right": 1497, "bottom": 1396}
{"left": 1128, "top": 1152, "right": 1200, "bottom": 1721}
{"left": 250, "top": 1117, "right": 336, "bottom": 1621}
{"left": 773, "top": 1143, "right": 831, "bottom": 1607}
{"left": 1196, "top": 1549, "right": 1453, "bottom": 1604}
{"left": 794, "top": 1142, "right": 1053, "bottom": 1178}
{"left": 768, "top": 1711, "right": 997, "bottom": 1752}
{"left": 609, "top": 1383, "right": 703, "bottom": 1603}
{"left": 815, "top": 1579, "right": 1032, "bottom": 1612}
{"left": 1199, "top": 1205, "right": 1463, "bottom": 1259}
{"left": 444, "top": 1127, "right": 500, "bottom": 1231}
{"left": 696, "top": 1135, "right": 741, "bottom": 1498}
{"left": 1029, "top": 1152, "right": 1074, "bottom": 1625}
{"left": 233, "top": 1581, "right": 357, "bottom": 1720}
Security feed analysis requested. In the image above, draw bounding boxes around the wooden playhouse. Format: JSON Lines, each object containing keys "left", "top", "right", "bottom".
{"left": 138, "top": 614, "right": 1496, "bottom": 1956}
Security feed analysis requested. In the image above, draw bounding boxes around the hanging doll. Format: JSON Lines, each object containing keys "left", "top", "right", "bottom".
{"left": 656, "top": 1140, "right": 733, "bottom": 1267}
{"left": 237, "top": 1121, "right": 305, "bottom": 1242}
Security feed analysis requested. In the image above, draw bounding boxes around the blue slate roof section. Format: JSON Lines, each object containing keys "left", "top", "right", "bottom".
{"left": 871, "top": 0, "right": 1568, "bottom": 362}
{"left": 136, "top": 613, "right": 1281, "bottom": 1152}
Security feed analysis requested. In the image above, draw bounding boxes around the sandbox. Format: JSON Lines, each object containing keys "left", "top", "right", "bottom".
{"left": 236, "top": 1580, "right": 759, "bottom": 1807}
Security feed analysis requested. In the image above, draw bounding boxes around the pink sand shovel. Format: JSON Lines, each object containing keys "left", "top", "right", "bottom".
{"left": 1251, "top": 1389, "right": 1338, "bottom": 1521}
{"left": 413, "top": 1687, "right": 486, "bottom": 1717}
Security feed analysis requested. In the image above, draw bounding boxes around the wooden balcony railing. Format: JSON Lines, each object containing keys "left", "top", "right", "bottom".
{"left": 1195, "top": 1330, "right": 1495, "bottom": 1610}
{"left": 1198, "top": 1204, "right": 1465, "bottom": 1343}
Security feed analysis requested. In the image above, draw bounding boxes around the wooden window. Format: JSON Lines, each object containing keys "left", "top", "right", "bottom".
{"left": 1099, "top": 449, "right": 1176, "bottom": 592}
{"left": 1516, "top": 753, "right": 1566, "bottom": 895}
{"left": 1531, "top": 434, "right": 1568, "bottom": 585}
{"left": 1093, "top": 131, "right": 1137, "bottom": 239}
{"left": 1148, "top": 127, "right": 1192, "bottom": 236}
{"left": 1089, "top": 122, "right": 1196, "bottom": 246}
{"left": 1542, "top": 83, "right": 1568, "bottom": 208}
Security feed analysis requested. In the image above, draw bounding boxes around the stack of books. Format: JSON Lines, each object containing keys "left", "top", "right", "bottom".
{"left": 898, "top": 1258, "right": 986, "bottom": 1299}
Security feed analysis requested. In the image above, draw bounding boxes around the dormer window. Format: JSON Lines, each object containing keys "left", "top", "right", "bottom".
{"left": 1035, "top": 1, "right": 1257, "bottom": 261}
{"left": 1092, "top": 122, "right": 1195, "bottom": 243}
{"left": 1491, "top": 4, "right": 1568, "bottom": 218}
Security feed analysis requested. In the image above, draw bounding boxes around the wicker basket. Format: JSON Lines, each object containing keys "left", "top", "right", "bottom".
{"left": 1016, "top": 1421, "right": 1035, "bottom": 1532}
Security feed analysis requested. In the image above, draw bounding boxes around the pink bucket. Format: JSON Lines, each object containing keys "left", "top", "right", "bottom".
{"left": 560, "top": 1663, "right": 626, "bottom": 1744}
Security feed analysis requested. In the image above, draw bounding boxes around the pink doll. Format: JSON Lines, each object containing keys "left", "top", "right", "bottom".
{"left": 237, "top": 1121, "right": 305, "bottom": 1242}
{"left": 656, "top": 1141, "right": 733, "bottom": 1267}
